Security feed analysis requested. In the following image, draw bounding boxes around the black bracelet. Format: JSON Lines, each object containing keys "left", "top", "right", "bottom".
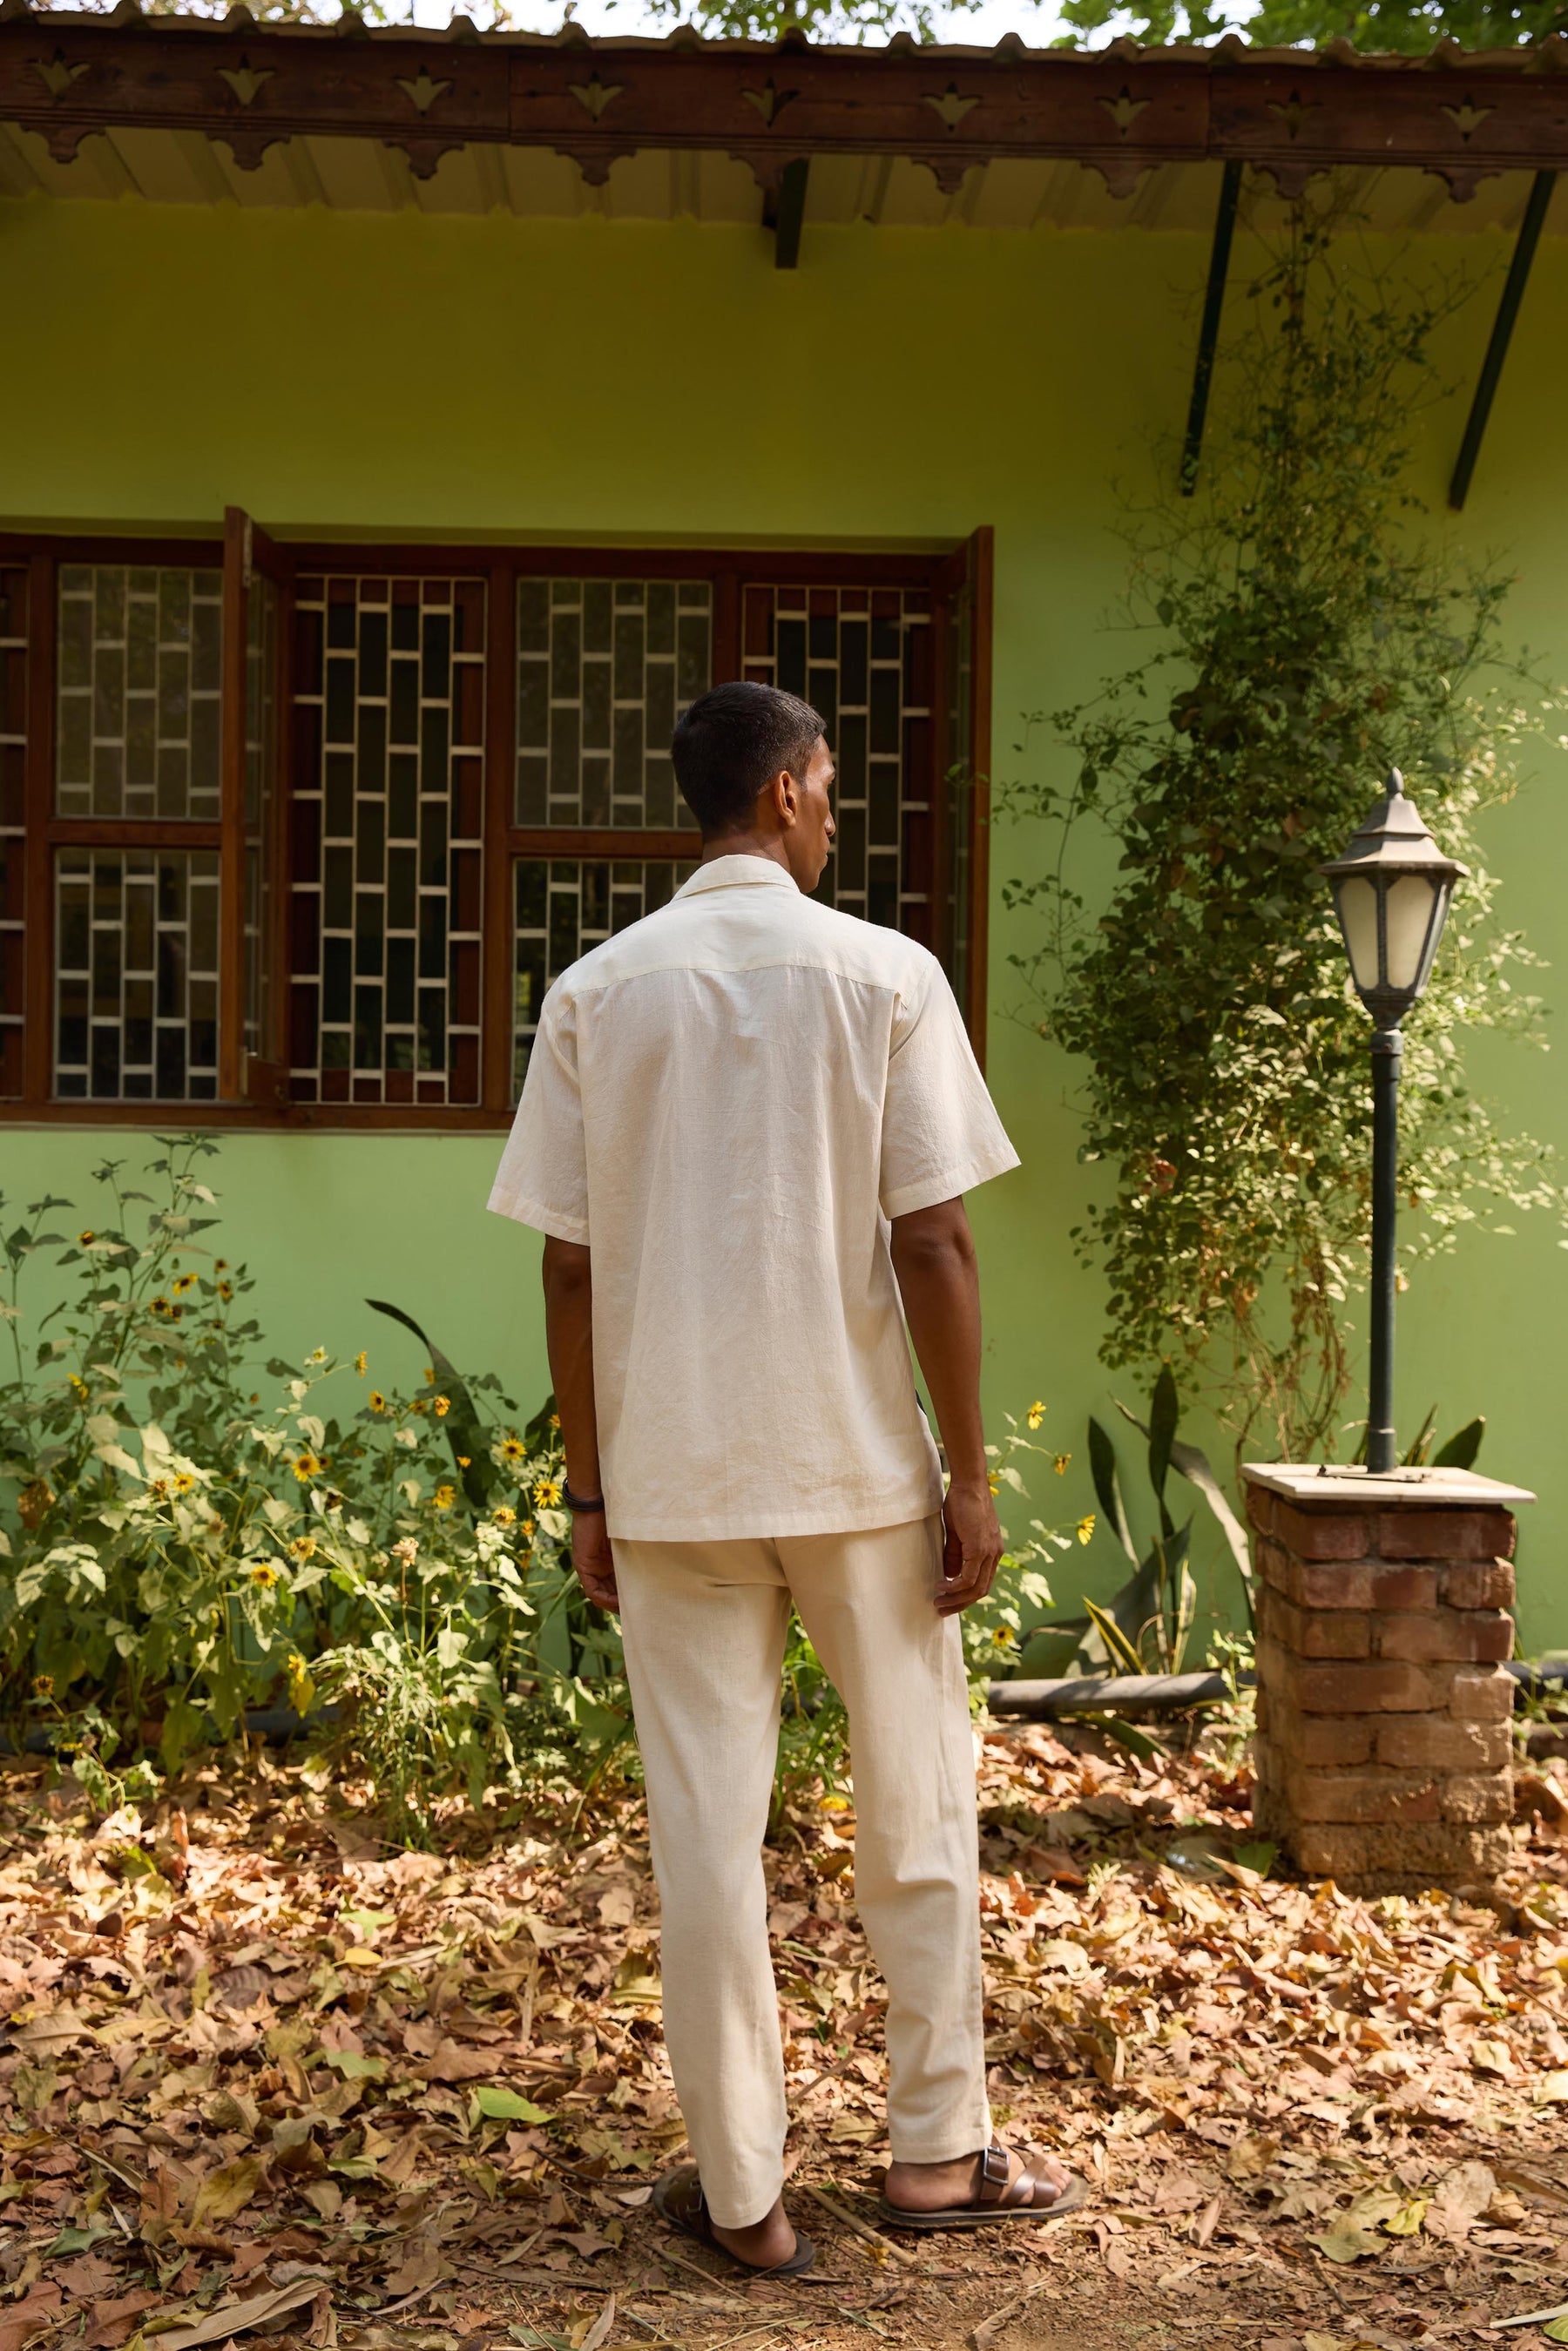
{"left": 563, "top": 1483, "right": 606, "bottom": 1515}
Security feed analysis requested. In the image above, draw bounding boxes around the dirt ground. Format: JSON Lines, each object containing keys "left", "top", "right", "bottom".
{"left": 1, "top": 1722, "right": 1566, "bottom": 2351}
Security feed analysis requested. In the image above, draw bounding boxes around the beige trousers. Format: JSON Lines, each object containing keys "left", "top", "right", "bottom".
{"left": 614, "top": 1512, "right": 991, "bottom": 2229}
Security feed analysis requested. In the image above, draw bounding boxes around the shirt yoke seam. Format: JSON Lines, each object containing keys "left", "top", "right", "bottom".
{"left": 561, "top": 949, "right": 926, "bottom": 1003}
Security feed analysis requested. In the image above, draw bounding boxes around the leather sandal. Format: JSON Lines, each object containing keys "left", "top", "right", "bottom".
{"left": 652, "top": 2163, "right": 816, "bottom": 2276}
{"left": 877, "top": 2138, "right": 1089, "bottom": 2230}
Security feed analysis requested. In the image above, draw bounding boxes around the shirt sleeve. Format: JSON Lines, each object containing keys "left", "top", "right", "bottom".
{"left": 486, "top": 986, "right": 591, "bottom": 1243}
{"left": 879, "top": 958, "right": 1020, "bottom": 1220}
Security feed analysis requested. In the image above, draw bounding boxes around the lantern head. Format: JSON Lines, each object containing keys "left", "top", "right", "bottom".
{"left": 1320, "top": 771, "right": 1468, "bottom": 1029}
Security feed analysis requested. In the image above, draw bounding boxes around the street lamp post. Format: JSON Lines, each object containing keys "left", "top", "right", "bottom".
{"left": 1320, "top": 773, "right": 1468, "bottom": 1476}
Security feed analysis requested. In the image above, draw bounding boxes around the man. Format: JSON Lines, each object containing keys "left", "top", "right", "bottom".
{"left": 489, "top": 680, "right": 1083, "bottom": 2275}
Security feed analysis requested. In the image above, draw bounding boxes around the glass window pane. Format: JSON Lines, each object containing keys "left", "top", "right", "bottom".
{"left": 516, "top": 579, "right": 711, "bottom": 828}
{"left": 53, "top": 847, "right": 220, "bottom": 1101}
{"left": 1384, "top": 872, "right": 1440, "bottom": 992}
{"left": 742, "top": 584, "right": 932, "bottom": 943}
{"left": 290, "top": 575, "right": 485, "bottom": 1106}
{"left": 0, "top": 565, "right": 26, "bottom": 1098}
{"left": 1335, "top": 875, "right": 1382, "bottom": 996}
{"left": 55, "top": 564, "right": 224, "bottom": 821}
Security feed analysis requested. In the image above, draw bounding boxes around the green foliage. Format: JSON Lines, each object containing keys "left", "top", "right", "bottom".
{"left": 1058, "top": 0, "right": 1565, "bottom": 52}
{"left": 1359, "top": 1402, "right": 1486, "bottom": 1467}
{"left": 1001, "top": 197, "right": 1565, "bottom": 1469}
{"left": 0, "top": 1139, "right": 626, "bottom": 1839}
{"left": 1040, "top": 1367, "right": 1254, "bottom": 1672}
{"left": 633, "top": 0, "right": 985, "bottom": 40}
{"left": 137, "top": 0, "right": 994, "bottom": 41}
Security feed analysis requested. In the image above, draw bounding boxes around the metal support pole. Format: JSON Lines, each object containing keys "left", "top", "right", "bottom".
{"left": 1367, "top": 1026, "right": 1403, "bottom": 1476}
{"left": 771, "top": 157, "right": 809, "bottom": 270}
{"left": 1179, "top": 159, "right": 1242, "bottom": 497}
{"left": 1448, "top": 167, "right": 1556, "bottom": 512}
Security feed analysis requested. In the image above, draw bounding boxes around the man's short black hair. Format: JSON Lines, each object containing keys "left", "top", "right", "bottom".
{"left": 671, "top": 681, "right": 826, "bottom": 839}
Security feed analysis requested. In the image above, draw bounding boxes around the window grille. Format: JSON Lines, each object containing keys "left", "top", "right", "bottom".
{"left": 742, "top": 584, "right": 934, "bottom": 949}
{"left": 54, "top": 848, "right": 220, "bottom": 1101}
{"left": 57, "top": 564, "right": 222, "bottom": 821}
{"left": 0, "top": 564, "right": 26, "bottom": 1099}
{"left": 288, "top": 574, "right": 485, "bottom": 1106}
{"left": 3, "top": 533, "right": 987, "bottom": 1120}
{"left": 516, "top": 578, "right": 710, "bottom": 830}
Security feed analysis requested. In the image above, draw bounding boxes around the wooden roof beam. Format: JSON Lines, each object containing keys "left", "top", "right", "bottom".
{"left": 8, "top": 23, "right": 1568, "bottom": 193}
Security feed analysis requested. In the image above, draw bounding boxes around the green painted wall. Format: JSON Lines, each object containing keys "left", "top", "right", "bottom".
{"left": 3, "top": 190, "right": 1566, "bottom": 1650}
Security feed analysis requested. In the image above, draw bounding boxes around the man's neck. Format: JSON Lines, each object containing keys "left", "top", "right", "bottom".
{"left": 698, "top": 833, "right": 792, "bottom": 871}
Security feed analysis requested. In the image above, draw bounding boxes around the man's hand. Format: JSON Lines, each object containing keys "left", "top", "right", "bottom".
{"left": 571, "top": 1510, "right": 619, "bottom": 1611}
{"left": 936, "top": 1476, "right": 1004, "bottom": 1618}
{"left": 888, "top": 1199, "right": 1004, "bottom": 1618}
{"left": 542, "top": 1235, "right": 616, "bottom": 1609}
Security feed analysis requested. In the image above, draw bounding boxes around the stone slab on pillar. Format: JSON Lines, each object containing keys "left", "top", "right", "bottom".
{"left": 1242, "top": 1463, "right": 1534, "bottom": 1895}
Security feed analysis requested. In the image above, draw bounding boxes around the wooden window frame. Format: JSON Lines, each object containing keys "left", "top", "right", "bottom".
{"left": 0, "top": 528, "right": 992, "bottom": 1130}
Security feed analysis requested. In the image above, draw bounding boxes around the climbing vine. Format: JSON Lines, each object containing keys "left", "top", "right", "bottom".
{"left": 1002, "top": 194, "right": 1565, "bottom": 1469}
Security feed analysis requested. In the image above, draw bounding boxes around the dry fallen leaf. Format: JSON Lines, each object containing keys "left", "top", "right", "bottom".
{"left": 190, "top": 2151, "right": 268, "bottom": 2228}
{"left": 579, "top": 2295, "right": 617, "bottom": 2351}
{"left": 152, "top": 2278, "right": 322, "bottom": 2351}
{"left": 1427, "top": 2161, "right": 1497, "bottom": 2242}
{"left": 0, "top": 2289, "right": 64, "bottom": 2351}
{"left": 0, "top": 1720, "right": 1561, "bottom": 2351}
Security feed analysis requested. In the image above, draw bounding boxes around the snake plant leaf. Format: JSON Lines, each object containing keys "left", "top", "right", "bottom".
{"left": 1083, "top": 1593, "right": 1147, "bottom": 1677}
{"left": 1115, "top": 1395, "right": 1256, "bottom": 1618}
{"left": 1169, "top": 1436, "right": 1256, "bottom": 1612}
{"left": 1402, "top": 1403, "right": 1438, "bottom": 1468}
{"left": 1088, "top": 1415, "right": 1138, "bottom": 1564}
{"left": 1144, "top": 1519, "right": 1196, "bottom": 1672}
{"left": 1147, "top": 1365, "right": 1179, "bottom": 1535}
{"left": 365, "top": 1298, "right": 491, "bottom": 1512}
{"left": 1432, "top": 1415, "right": 1485, "bottom": 1471}
{"left": 1098, "top": 1713, "right": 1167, "bottom": 1762}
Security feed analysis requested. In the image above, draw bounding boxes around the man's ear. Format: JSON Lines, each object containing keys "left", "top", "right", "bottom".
{"left": 774, "top": 767, "right": 801, "bottom": 828}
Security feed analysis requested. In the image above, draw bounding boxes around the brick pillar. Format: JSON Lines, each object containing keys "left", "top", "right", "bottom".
{"left": 1242, "top": 1466, "right": 1532, "bottom": 1894}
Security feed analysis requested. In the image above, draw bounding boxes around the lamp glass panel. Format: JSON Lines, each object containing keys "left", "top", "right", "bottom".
{"left": 1335, "top": 875, "right": 1381, "bottom": 992}
{"left": 1385, "top": 872, "right": 1439, "bottom": 991}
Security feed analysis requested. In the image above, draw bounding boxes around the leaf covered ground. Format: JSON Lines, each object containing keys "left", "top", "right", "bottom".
{"left": 2, "top": 1728, "right": 1568, "bottom": 2351}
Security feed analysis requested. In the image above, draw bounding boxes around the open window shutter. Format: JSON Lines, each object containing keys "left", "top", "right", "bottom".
{"left": 221, "top": 508, "right": 289, "bottom": 1105}
{"left": 934, "top": 527, "right": 993, "bottom": 1056}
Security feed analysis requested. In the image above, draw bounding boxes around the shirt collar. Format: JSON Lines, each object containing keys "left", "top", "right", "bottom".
{"left": 676, "top": 855, "right": 800, "bottom": 898}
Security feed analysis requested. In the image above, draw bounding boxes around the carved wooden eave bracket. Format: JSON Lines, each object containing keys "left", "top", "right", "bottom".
{"left": 6, "top": 18, "right": 1568, "bottom": 199}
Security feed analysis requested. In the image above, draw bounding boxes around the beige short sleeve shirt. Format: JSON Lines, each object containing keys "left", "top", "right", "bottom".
{"left": 488, "top": 855, "right": 1019, "bottom": 1541}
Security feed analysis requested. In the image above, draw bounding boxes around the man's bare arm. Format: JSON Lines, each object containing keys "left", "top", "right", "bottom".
{"left": 540, "top": 1235, "right": 617, "bottom": 1610}
{"left": 889, "top": 1197, "right": 1004, "bottom": 1617}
